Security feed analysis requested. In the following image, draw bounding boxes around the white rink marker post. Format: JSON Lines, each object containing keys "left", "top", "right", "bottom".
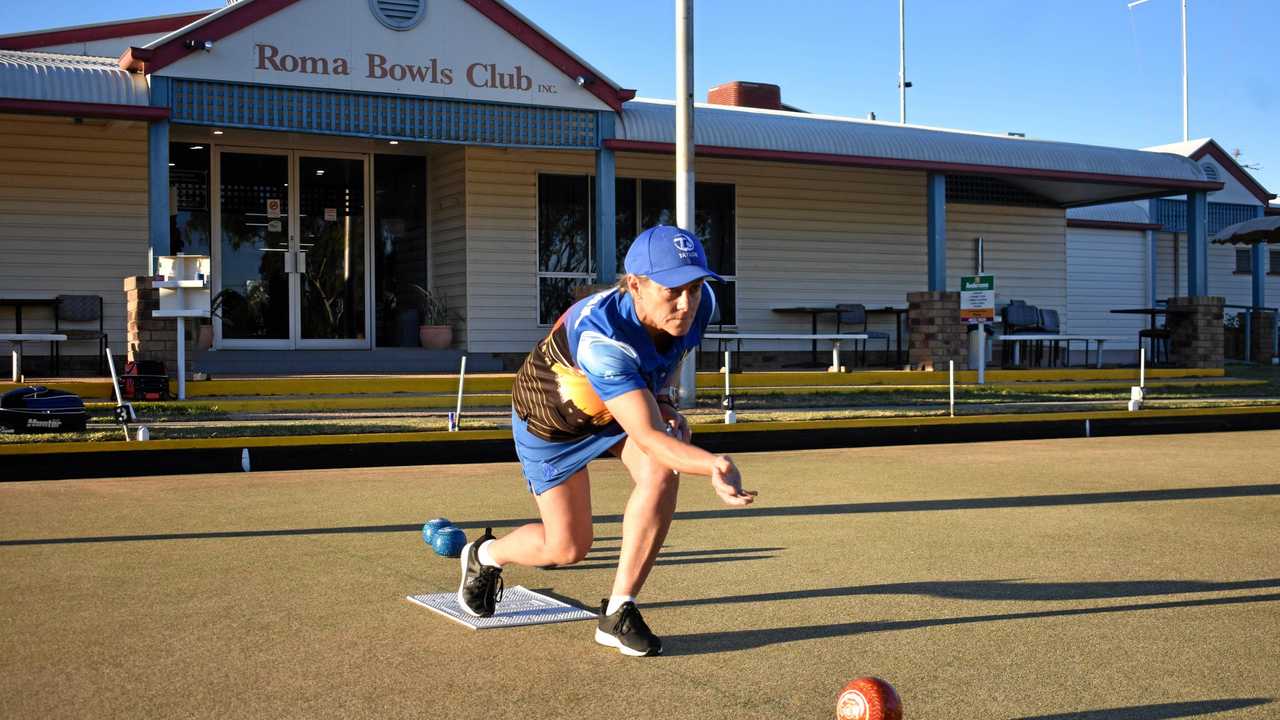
{"left": 723, "top": 351, "right": 736, "bottom": 424}
{"left": 1128, "top": 347, "right": 1146, "bottom": 412}
{"left": 948, "top": 360, "right": 955, "bottom": 417}
{"left": 451, "top": 355, "right": 467, "bottom": 432}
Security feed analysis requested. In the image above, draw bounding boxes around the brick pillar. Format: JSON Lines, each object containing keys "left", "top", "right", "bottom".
{"left": 907, "top": 291, "right": 968, "bottom": 371}
{"left": 1166, "top": 296, "right": 1224, "bottom": 369}
{"left": 124, "top": 276, "right": 195, "bottom": 380}
{"left": 1251, "top": 311, "right": 1276, "bottom": 363}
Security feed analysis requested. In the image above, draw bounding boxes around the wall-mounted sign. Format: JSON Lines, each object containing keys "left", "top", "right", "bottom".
{"left": 154, "top": 0, "right": 610, "bottom": 112}
{"left": 267, "top": 220, "right": 283, "bottom": 233}
{"left": 266, "top": 198, "right": 282, "bottom": 218}
{"left": 324, "top": 208, "right": 337, "bottom": 221}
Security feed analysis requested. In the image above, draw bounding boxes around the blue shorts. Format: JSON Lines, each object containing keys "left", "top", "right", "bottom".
{"left": 511, "top": 408, "right": 627, "bottom": 495}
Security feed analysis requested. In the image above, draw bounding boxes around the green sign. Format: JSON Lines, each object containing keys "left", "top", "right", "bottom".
{"left": 961, "top": 275, "right": 994, "bottom": 292}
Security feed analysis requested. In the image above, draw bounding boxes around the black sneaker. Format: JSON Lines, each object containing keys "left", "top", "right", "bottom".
{"left": 457, "top": 527, "right": 503, "bottom": 617}
{"left": 594, "top": 600, "right": 663, "bottom": 657}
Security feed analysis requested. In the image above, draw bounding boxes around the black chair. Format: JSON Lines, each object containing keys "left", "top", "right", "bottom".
{"left": 1000, "top": 302, "right": 1042, "bottom": 368}
{"left": 703, "top": 302, "right": 730, "bottom": 371}
{"left": 1139, "top": 325, "right": 1172, "bottom": 365}
{"left": 54, "top": 295, "right": 107, "bottom": 375}
{"left": 835, "top": 303, "right": 891, "bottom": 366}
{"left": 1037, "top": 308, "right": 1063, "bottom": 366}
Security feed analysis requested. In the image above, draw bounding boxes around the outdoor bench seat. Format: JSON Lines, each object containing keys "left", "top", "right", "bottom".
{"left": 993, "top": 333, "right": 1117, "bottom": 369}
{"left": 704, "top": 332, "right": 869, "bottom": 372}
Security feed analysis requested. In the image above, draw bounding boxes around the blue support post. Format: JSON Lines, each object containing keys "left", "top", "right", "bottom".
{"left": 1252, "top": 206, "right": 1266, "bottom": 310}
{"left": 148, "top": 77, "right": 171, "bottom": 274}
{"left": 926, "top": 173, "right": 946, "bottom": 291}
{"left": 594, "top": 113, "right": 617, "bottom": 284}
{"left": 1185, "top": 190, "right": 1208, "bottom": 296}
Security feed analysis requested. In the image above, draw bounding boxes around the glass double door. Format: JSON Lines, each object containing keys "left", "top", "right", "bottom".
{"left": 213, "top": 149, "right": 369, "bottom": 349}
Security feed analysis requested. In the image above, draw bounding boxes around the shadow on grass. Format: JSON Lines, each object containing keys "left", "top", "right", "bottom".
{"left": 3, "top": 483, "right": 1278, "bottom": 547}
{"left": 1012, "top": 698, "right": 1271, "bottom": 719}
{"left": 661, "top": 592, "right": 1280, "bottom": 656}
{"left": 646, "top": 578, "right": 1280, "bottom": 608}
{"left": 539, "top": 546, "right": 783, "bottom": 571}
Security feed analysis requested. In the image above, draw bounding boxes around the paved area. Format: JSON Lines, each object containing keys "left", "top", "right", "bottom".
{"left": 2, "top": 431, "right": 1278, "bottom": 719}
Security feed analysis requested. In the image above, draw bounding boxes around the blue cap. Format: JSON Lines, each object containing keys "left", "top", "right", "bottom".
{"left": 623, "top": 225, "right": 723, "bottom": 288}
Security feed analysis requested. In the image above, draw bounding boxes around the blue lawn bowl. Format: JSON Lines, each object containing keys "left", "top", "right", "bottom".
{"left": 422, "top": 518, "right": 453, "bottom": 546}
{"left": 432, "top": 526, "right": 467, "bottom": 558}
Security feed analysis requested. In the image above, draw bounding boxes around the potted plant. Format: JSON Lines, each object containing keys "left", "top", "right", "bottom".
{"left": 411, "top": 284, "right": 453, "bottom": 349}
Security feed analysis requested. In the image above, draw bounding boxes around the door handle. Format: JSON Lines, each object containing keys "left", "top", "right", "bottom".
{"left": 285, "top": 249, "right": 297, "bottom": 274}
{"left": 297, "top": 251, "right": 307, "bottom": 274}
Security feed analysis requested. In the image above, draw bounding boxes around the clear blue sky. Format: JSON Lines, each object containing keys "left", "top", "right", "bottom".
{"left": 5, "top": 1, "right": 1276, "bottom": 195}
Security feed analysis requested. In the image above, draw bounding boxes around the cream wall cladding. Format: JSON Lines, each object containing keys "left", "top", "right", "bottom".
{"left": 1157, "top": 232, "right": 1280, "bottom": 307}
{"left": 0, "top": 113, "right": 149, "bottom": 358}
{"left": 946, "top": 203, "right": 1067, "bottom": 325}
{"left": 429, "top": 146, "right": 468, "bottom": 343}
{"left": 463, "top": 150, "right": 942, "bottom": 353}
{"left": 154, "top": 0, "right": 610, "bottom": 111}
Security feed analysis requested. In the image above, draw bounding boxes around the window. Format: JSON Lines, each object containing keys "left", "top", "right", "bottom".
{"left": 373, "top": 155, "right": 428, "bottom": 347}
{"left": 537, "top": 174, "right": 596, "bottom": 325}
{"left": 1235, "top": 248, "right": 1252, "bottom": 274}
{"left": 636, "top": 179, "right": 737, "bottom": 324}
{"left": 537, "top": 174, "right": 737, "bottom": 325}
{"left": 1271, "top": 250, "right": 1280, "bottom": 276}
{"left": 168, "top": 143, "right": 210, "bottom": 255}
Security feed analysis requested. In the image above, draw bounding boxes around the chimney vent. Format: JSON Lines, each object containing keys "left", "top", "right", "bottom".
{"left": 707, "top": 81, "right": 782, "bottom": 111}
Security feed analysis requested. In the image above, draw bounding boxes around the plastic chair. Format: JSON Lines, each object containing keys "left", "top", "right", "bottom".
{"left": 835, "top": 303, "right": 891, "bottom": 366}
{"left": 1000, "top": 302, "right": 1042, "bottom": 368}
{"left": 54, "top": 295, "right": 107, "bottom": 376}
{"left": 1037, "top": 308, "right": 1063, "bottom": 366}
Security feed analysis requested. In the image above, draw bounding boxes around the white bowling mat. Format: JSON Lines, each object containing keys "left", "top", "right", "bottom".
{"left": 407, "top": 585, "right": 597, "bottom": 630}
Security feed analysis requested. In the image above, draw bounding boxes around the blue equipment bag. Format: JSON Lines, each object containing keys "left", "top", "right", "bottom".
{"left": 0, "top": 386, "right": 89, "bottom": 433}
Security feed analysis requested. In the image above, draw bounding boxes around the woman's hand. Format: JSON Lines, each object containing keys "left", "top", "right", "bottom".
{"left": 710, "top": 455, "right": 756, "bottom": 506}
{"left": 658, "top": 402, "right": 692, "bottom": 443}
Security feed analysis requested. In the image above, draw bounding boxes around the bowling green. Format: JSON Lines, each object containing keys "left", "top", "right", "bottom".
{"left": 2, "top": 430, "right": 1278, "bottom": 719}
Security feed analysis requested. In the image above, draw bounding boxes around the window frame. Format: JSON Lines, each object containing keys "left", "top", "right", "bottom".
{"left": 1234, "top": 248, "right": 1253, "bottom": 275}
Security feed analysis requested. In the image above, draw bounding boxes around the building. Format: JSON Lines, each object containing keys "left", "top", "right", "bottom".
{"left": 0, "top": 0, "right": 1246, "bottom": 375}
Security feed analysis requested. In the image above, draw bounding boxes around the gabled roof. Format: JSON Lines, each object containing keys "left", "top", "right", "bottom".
{"left": 1144, "top": 137, "right": 1274, "bottom": 203}
{"left": 119, "top": 0, "right": 635, "bottom": 112}
{"left": 609, "top": 99, "right": 1221, "bottom": 208}
{"left": 0, "top": 10, "right": 213, "bottom": 51}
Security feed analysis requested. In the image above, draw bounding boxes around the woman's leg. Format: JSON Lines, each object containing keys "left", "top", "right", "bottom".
{"left": 609, "top": 436, "right": 680, "bottom": 597}
{"left": 486, "top": 468, "right": 594, "bottom": 568}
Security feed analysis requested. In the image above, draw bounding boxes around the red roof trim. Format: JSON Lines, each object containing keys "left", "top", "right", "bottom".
{"left": 0, "top": 98, "right": 169, "bottom": 121}
{"left": 1187, "top": 139, "right": 1276, "bottom": 203}
{"left": 604, "top": 139, "right": 1225, "bottom": 193}
{"left": 1066, "top": 219, "right": 1161, "bottom": 231}
{"left": 122, "top": 0, "right": 303, "bottom": 74}
{"left": 462, "top": 0, "right": 633, "bottom": 112}
{"left": 0, "top": 12, "right": 212, "bottom": 51}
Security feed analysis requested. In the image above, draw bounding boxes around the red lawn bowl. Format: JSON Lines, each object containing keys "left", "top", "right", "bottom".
{"left": 836, "top": 677, "right": 902, "bottom": 720}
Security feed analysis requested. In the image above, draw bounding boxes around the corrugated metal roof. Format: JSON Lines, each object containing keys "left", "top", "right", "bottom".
{"left": 1067, "top": 201, "right": 1151, "bottom": 225}
{"left": 0, "top": 50, "right": 149, "bottom": 106}
{"left": 618, "top": 99, "right": 1209, "bottom": 184}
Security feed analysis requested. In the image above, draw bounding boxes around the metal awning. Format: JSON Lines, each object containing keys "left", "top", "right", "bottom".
{"left": 1211, "top": 215, "right": 1280, "bottom": 245}
{"left": 611, "top": 99, "right": 1221, "bottom": 208}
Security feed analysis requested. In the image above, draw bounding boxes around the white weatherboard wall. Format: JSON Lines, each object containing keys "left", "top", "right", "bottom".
{"left": 0, "top": 113, "right": 148, "bottom": 360}
{"left": 1066, "top": 227, "right": 1147, "bottom": 350}
{"left": 1156, "top": 231, "right": 1280, "bottom": 311}
{"left": 461, "top": 149, "right": 932, "bottom": 353}
{"left": 946, "top": 203, "right": 1067, "bottom": 319}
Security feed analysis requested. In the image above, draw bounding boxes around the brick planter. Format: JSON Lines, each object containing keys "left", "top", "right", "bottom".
{"left": 125, "top": 276, "right": 196, "bottom": 380}
{"left": 1166, "top": 296, "right": 1224, "bottom": 369}
{"left": 907, "top": 291, "right": 967, "bottom": 371}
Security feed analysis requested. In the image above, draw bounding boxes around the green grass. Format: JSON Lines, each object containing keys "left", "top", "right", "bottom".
{"left": 5, "top": 364, "right": 1275, "bottom": 444}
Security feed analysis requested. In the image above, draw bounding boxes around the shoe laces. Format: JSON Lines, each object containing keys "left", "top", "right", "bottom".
{"left": 477, "top": 565, "right": 504, "bottom": 605}
{"left": 614, "top": 603, "right": 649, "bottom": 636}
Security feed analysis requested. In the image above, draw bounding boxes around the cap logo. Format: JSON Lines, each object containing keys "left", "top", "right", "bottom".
{"left": 672, "top": 234, "right": 695, "bottom": 253}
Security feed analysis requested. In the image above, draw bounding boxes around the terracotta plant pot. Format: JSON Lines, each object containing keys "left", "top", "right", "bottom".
{"left": 419, "top": 325, "right": 452, "bottom": 349}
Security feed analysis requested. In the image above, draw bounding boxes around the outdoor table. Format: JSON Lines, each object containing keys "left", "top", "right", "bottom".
{"left": 770, "top": 306, "right": 839, "bottom": 367}
{"left": 1109, "top": 307, "right": 1172, "bottom": 331}
{"left": 0, "top": 333, "right": 67, "bottom": 382}
{"left": 865, "top": 306, "right": 909, "bottom": 366}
